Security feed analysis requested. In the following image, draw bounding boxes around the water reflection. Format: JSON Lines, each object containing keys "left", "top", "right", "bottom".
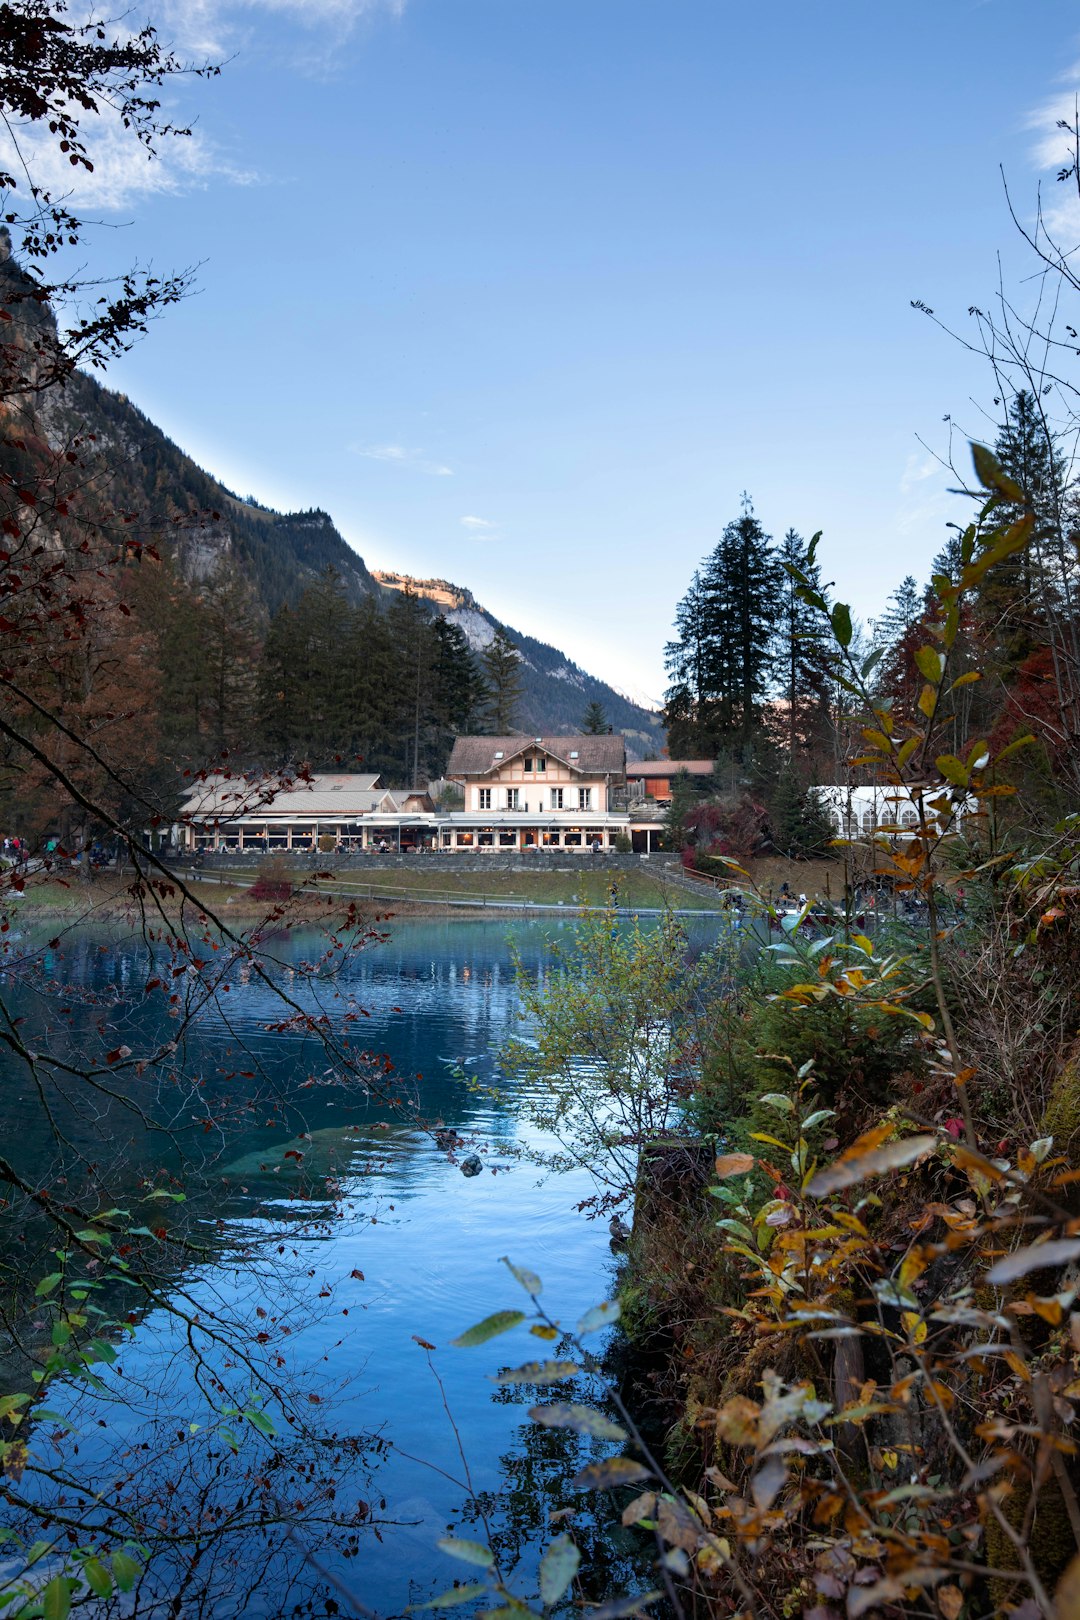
{"left": 0, "top": 915, "right": 722, "bottom": 1615}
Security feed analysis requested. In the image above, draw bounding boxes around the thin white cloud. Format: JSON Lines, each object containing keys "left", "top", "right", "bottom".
{"left": 354, "top": 443, "right": 454, "bottom": 477}
{"left": 162, "top": 0, "right": 406, "bottom": 61}
{"left": 460, "top": 515, "right": 496, "bottom": 530}
{"left": 1026, "top": 58, "right": 1080, "bottom": 239}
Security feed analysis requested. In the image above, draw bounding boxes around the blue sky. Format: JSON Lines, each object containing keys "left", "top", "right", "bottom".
{"left": 28, "top": 0, "right": 1080, "bottom": 705}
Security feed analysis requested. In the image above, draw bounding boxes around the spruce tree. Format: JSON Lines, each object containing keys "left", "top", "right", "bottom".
{"left": 431, "top": 618, "right": 485, "bottom": 762}
{"left": 769, "top": 764, "right": 835, "bottom": 859}
{"left": 872, "top": 576, "right": 921, "bottom": 652}
{"left": 664, "top": 501, "right": 781, "bottom": 762}
{"left": 581, "top": 700, "right": 608, "bottom": 734}
{"left": 774, "top": 529, "right": 833, "bottom": 769}
{"left": 980, "top": 390, "right": 1066, "bottom": 669}
{"left": 482, "top": 628, "right": 523, "bottom": 733}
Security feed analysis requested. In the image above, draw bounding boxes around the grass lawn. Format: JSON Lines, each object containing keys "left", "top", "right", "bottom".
{"left": 190, "top": 861, "right": 724, "bottom": 912}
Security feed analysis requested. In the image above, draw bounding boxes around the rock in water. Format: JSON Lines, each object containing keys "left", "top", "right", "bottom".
{"left": 460, "top": 1153, "right": 483, "bottom": 1177}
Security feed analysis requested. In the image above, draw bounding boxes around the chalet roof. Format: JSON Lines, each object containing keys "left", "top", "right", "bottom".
{"left": 178, "top": 772, "right": 398, "bottom": 821}
{"left": 628, "top": 759, "right": 714, "bottom": 778}
{"left": 446, "top": 734, "right": 627, "bottom": 779}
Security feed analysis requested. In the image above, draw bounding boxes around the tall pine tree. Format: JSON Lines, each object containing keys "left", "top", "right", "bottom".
{"left": 664, "top": 500, "right": 781, "bottom": 764}
{"left": 482, "top": 628, "right": 523, "bottom": 733}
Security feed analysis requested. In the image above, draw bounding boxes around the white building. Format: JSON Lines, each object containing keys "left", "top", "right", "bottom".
{"left": 818, "top": 783, "right": 972, "bottom": 839}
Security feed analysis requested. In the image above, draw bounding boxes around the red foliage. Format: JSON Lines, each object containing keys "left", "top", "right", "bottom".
{"left": 988, "top": 644, "right": 1065, "bottom": 762}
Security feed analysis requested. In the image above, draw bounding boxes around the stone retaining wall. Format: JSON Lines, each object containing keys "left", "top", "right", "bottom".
{"left": 185, "top": 850, "right": 680, "bottom": 876}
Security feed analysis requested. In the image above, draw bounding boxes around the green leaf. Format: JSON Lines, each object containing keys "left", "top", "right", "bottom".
{"left": 42, "top": 1576, "right": 70, "bottom": 1620}
{"left": 245, "top": 1409, "right": 275, "bottom": 1437}
{"left": 971, "top": 442, "right": 1026, "bottom": 504}
{"left": 111, "top": 1552, "right": 140, "bottom": 1593}
{"left": 82, "top": 1559, "right": 112, "bottom": 1600}
{"left": 802, "top": 1109, "right": 836, "bottom": 1131}
{"left": 576, "top": 1300, "right": 620, "bottom": 1335}
{"left": 490, "top": 1360, "right": 580, "bottom": 1385}
{"left": 714, "top": 1218, "right": 755, "bottom": 1244}
{"left": 436, "top": 1538, "right": 494, "bottom": 1569}
{"left": 830, "top": 602, "right": 852, "bottom": 648}
{"left": 407, "top": 1584, "right": 490, "bottom": 1611}
{"left": 914, "top": 645, "right": 943, "bottom": 683}
{"left": 500, "top": 1257, "right": 542, "bottom": 1296}
{"left": 528, "top": 1403, "right": 627, "bottom": 1441}
{"left": 34, "top": 1273, "right": 63, "bottom": 1298}
{"left": 757, "top": 1092, "right": 795, "bottom": 1115}
{"left": 935, "top": 754, "right": 969, "bottom": 788}
{"left": 452, "top": 1310, "right": 526, "bottom": 1348}
{"left": 570, "top": 1456, "right": 652, "bottom": 1491}
{"left": 860, "top": 646, "right": 884, "bottom": 680}
{"left": 539, "top": 1534, "right": 580, "bottom": 1605}
{"left": 996, "top": 732, "right": 1035, "bottom": 761}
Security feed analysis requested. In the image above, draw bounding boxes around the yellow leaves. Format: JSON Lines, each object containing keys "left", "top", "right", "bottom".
{"left": 901, "top": 1311, "right": 928, "bottom": 1346}
{"left": 1002, "top": 1349, "right": 1030, "bottom": 1383}
{"left": 715, "top": 1152, "right": 755, "bottom": 1179}
{"left": 915, "top": 645, "right": 945, "bottom": 683}
{"left": 918, "top": 683, "right": 938, "bottom": 719}
{"left": 937, "top": 1584, "right": 964, "bottom": 1620}
{"left": 714, "top": 1395, "right": 760, "bottom": 1448}
{"left": 1055, "top": 1551, "right": 1080, "bottom": 1620}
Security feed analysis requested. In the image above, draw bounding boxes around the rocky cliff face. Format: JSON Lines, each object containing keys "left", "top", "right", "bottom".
{"left": 375, "top": 572, "right": 663, "bottom": 756}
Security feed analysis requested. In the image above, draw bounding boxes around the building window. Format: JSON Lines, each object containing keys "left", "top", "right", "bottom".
{"left": 543, "top": 831, "right": 560, "bottom": 846}
{"left": 478, "top": 830, "right": 494, "bottom": 846}
{"left": 478, "top": 788, "right": 491, "bottom": 810}
{"left": 536, "top": 756, "right": 546, "bottom": 772}
{"left": 578, "top": 788, "right": 591, "bottom": 810}
{"left": 457, "top": 831, "right": 474, "bottom": 847}
{"left": 551, "top": 788, "right": 563, "bottom": 810}
{"left": 524, "top": 758, "right": 532, "bottom": 773}
{"left": 499, "top": 831, "right": 516, "bottom": 846}
{"left": 506, "top": 788, "right": 519, "bottom": 810}
{"left": 441, "top": 831, "right": 452, "bottom": 847}
{"left": 564, "top": 831, "right": 582, "bottom": 846}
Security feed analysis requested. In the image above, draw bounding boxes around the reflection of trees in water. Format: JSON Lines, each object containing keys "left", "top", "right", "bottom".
{"left": 0, "top": 916, "right": 575, "bottom": 1614}
{"left": 436, "top": 1343, "right": 650, "bottom": 1612}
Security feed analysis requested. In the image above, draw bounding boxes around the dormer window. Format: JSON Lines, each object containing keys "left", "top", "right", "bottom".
{"left": 494, "top": 751, "right": 503, "bottom": 760}
{"left": 569, "top": 750, "right": 579, "bottom": 760}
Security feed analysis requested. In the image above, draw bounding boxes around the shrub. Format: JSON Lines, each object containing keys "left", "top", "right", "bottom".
{"left": 248, "top": 854, "right": 293, "bottom": 902}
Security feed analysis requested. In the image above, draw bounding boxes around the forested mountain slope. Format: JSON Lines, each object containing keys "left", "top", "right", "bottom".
{"left": 376, "top": 573, "right": 663, "bottom": 756}
{"left": 27, "top": 289, "right": 660, "bottom": 751}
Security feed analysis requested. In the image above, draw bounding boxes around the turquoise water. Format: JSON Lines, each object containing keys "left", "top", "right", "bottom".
{"left": 0, "top": 914, "right": 723, "bottom": 1616}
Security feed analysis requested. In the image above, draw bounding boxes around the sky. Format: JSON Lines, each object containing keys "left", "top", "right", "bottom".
{"left": 19, "top": 0, "right": 1080, "bottom": 707}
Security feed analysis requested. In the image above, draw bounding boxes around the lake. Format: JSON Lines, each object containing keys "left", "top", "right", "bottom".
{"left": 0, "top": 912, "right": 725, "bottom": 1617}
